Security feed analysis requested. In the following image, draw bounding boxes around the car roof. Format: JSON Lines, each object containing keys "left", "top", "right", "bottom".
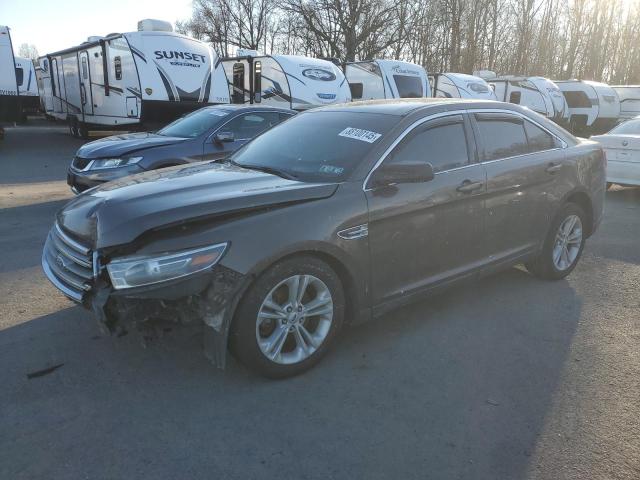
{"left": 314, "top": 98, "right": 510, "bottom": 116}
{"left": 203, "top": 104, "right": 296, "bottom": 114}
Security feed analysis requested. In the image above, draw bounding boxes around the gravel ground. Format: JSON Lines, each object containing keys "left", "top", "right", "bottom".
{"left": 0, "top": 119, "right": 638, "bottom": 480}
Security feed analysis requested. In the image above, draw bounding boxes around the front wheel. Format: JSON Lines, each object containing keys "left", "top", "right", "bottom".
{"left": 229, "top": 256, "right": 345, "bottom": 378}
{"left": 526, "top": 203, "right": 587, "bottom": 280}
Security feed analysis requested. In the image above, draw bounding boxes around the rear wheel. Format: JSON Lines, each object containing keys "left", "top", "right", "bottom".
{"left": 229, "top": 256, "right": 344, "bottom": 378}
{"left": 526, "top": 203, "right": 587, "bottom": 280}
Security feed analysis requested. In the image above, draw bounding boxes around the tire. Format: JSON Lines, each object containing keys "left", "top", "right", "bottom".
{"left": 68, "top": 118, "right": 79, "bottom": 137}
{"left": 78, "top": 123, "right": 89, "bottom": 139}
{"left": 525, "top": 203, "right": 587, "bottom": 280}
{"left": 229, "top": 256, "right": 345, "bottom": 378}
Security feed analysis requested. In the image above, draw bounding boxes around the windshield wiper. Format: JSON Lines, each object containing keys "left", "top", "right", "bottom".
{"left": 236, "top": 163, "right": 299, "bottom": 181}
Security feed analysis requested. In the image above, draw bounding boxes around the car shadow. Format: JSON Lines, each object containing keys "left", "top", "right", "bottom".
{"left": 0, "top": 266, "right": 582, "bottom": 480}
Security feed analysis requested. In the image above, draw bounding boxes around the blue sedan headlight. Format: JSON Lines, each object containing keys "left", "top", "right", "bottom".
{"left": 89, "top": 156, "right": 143, "bottom": 170}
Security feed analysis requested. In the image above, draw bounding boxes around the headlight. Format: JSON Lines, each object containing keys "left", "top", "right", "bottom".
{"left": 90, "top": 156, "right": 143, "bottom": 170}
{"left": 106, "top": 243, "right": 228, "bottom": 290}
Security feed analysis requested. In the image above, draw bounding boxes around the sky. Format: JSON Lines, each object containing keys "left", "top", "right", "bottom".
{"left": 1, "top": 0, "right": 194, "bottom": 56}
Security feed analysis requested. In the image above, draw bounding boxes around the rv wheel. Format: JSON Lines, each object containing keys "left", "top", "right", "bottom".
{"left": 78, "top": 123, "right": 89, "bottom": 139}
{"left": 68, "top": 118, "right": 79, "bottom": 137}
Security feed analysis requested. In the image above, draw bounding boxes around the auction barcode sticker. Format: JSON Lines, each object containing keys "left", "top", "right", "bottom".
{"left": 338, "top": 127, "right": 382, "bottom": 143}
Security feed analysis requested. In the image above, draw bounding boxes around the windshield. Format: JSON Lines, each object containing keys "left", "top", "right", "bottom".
{"left": 231, "top": 111, "right": 397, "bottom": 182}
{"left": 157, "top": 107, "right": 231, "bottom": 138}
{"left": 609, "top": 119, "right": 640, "bottom": 135}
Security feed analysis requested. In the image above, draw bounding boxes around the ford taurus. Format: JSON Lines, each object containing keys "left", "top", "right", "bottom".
{"left": 42, "top": 99, "right": 606, "bottom": 378}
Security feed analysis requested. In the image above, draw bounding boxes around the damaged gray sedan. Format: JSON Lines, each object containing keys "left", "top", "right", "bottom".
{"left": 43, "top": 99, "right": 605, "bottom": 378}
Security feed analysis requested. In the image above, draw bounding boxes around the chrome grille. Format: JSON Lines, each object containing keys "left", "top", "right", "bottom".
{"left": 42, "top": 223, "right": 93, "bottom": 302}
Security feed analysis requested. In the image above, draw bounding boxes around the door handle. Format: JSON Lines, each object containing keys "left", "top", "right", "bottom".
{"left": 456, "top": 180, "right": 483, "bottom": 193}
{"left": 546, "top": 163, "right": 562, "bottom": 174}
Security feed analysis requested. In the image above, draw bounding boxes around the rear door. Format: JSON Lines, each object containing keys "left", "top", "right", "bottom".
{"left": 366, "top": 113, "right": 487, "bottom": 306}
{"left": 472, "top": 111, "right": 565, "bottom": 264}
{"left": 78, "top": 51, "right": 93, "bottom": 117}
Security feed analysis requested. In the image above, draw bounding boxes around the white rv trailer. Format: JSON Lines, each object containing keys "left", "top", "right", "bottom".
{"left": 485, "top": 75, "right": 570, "bottom": 124}
{"left": 611, "top": 86, "right": 640, "bottom": 120}
{"left": 344, "top": 60, "right": 429, "bottom": 100}
{"left": 15, "top": 56, "right": 39, "bottom": 116}
{"left": 222, "top": 52, "right": 351, "bottom": 110}
{"left": 555, "top": 80, "right": 620, "bottom": 134}
{"left": 430, "top": 73, "right": 496, "bottom": 100}
{"left": 0, "top": 25, "right": 20, "bottom": 128}
{"left": 38, "top": 19, "right": 229, "bottom": 136}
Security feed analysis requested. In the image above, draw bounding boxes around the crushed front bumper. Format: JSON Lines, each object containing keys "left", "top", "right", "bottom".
{"left": 43, "top": 230, "right": 249, "bottom": 368}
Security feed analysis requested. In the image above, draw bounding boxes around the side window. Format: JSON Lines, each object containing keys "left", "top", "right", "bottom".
{"left": 393, "top": 75, "right": 423, "bottom": 98}
{"left": 475, "top": 114, "right": 528, "bottom": 161}
{"left": 524, "top": 120, "right": 560, "bottom": 153}
{"left": 223, "top": 112, "right": 281, "bottom": 140}
{"left": 114, "top": 56, "right": 122, "bottom": 80}
{"left": 563, "top": 91, "right": 592, "bottom": 108}
{"left": 387, "top": 117, "right": 469, "bottom": 173}
{"left": 15, "top": 67, "right": 24, "bottom": 86}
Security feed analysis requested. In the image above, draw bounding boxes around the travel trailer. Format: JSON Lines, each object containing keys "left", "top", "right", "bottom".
{"left": 38, "top": 19, "right": 230, "bottom": 137}
{"left": 15, "top": 57, "right": 39, "bottom": 117}
{"left": 0, "top": 25, "right": 19, "bottom": 132}
{"left": 222, "top": 52, "right": 351, "bottom": 110}
{"left": 611, "top": 85, "right": 640, "bottom": 120}
{"left": 480, "top": 74, "right": 570, "bottom": 124}
{"left": 555, "top": 80, "right": 620, "bottom": 134}
{"left": 430, "top": 72, "right": 496, "bottom": 100}
{"left": 344, "top": 59, "right": 429, "bottom": 100}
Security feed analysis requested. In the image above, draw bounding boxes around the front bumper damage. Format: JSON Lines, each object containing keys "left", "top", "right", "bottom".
{"left": 88, "top": 265, "right": 249, "bottom": 368}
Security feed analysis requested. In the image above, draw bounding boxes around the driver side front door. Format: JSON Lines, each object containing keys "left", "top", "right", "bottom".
{"left": 365, "top": 113, "right": 487, "bottom": 308}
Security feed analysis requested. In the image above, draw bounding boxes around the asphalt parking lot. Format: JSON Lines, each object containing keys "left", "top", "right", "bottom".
{"left": 1, "top": 119, "right": 639, "bottom": 480}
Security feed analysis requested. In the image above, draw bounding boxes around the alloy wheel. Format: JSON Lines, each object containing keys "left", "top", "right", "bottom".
{"left": 255, "top": 274, "right": 333, "bottom": 365}
{"left": 552, "top": 214, "right": 583, "bottom": 271}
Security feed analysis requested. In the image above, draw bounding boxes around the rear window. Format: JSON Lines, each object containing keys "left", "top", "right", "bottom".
{"left": 393, "top": 75, "right": 423, "bottom": 98}
{"left": 475, "top": 114, "right": 528, "bottom": 160}
{"left": 609, "top": 119, "right": 640, "bottom": 135}
{"left": 157, "top": 108, "right": 230, "bottom": 138}
{"left": 232, "top": 111, "right": 398, "bottom": 182}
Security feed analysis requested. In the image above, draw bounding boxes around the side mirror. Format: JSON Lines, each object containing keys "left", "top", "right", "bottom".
{"left": 214, "top": 131, "right": 234, "bottom": 144}
{"left": 371, "top": 162, "right": 435, "bottom": 188}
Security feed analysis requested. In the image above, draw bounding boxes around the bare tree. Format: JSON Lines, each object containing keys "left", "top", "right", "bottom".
{"left": 18, "top": 43, "right": 39, "bottom": 61}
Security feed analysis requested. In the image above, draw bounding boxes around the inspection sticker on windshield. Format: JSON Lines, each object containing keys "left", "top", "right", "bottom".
{"left": 338, "top": 127, "right": 382, "bottom": 143}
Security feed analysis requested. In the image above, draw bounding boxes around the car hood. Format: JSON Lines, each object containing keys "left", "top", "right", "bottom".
{"left": 57, "top": 162, "right": 339, "bottom": 249}
{"left": 76, "top": 132, "right": 189, "bottom": 159}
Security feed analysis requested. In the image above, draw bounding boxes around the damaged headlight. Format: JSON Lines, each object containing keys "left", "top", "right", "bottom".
{"left": 90, "top": 156, "right": 143, "bottom": 170}
{"left": 107, "top": 243, "right": 228, "bottom": 290}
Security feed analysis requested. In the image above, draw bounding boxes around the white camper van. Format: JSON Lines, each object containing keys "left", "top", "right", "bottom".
{"left": 0, "top": 25, "right": 20, "bottom": 130}
{"left": 555, "top": 80, "right": 620, "bottom": 134}
{"left": 611, "top": 86, "right": 640, "bottom": 120}
{"left": 222, "top": 52, "right": 351, "bottom": 110}
{"left": 486, "top": 76, "right": 569, "bottom": 123}
{"left": 344, "top": 59, "right": 429, "bottom": 100}
{"left": 430, "top": 73, "right": 496, "bottom": 100}
{"left": 38, "top": 19, "right": 229, "bottom": 137}
{"left": 15, "top": 57, "right": 39, "bottom": 116}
